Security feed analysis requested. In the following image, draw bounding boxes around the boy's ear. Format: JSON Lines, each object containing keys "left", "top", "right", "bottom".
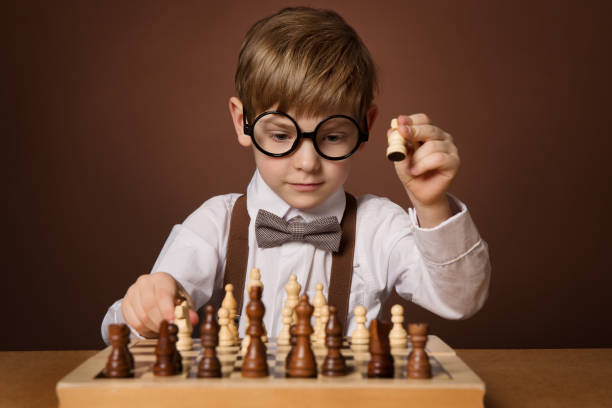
{"left": 228, "top": 97, "right": 252, "bottom": 147}
{"left": 366, "top": 104, "right": 378, "bottom": 131}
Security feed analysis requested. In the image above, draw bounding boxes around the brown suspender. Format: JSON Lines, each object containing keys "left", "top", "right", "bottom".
{"left": 220, "top": 192, "right": 357, "bottom": 334}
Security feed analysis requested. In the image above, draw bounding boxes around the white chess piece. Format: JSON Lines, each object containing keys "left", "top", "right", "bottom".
{"left": 316, "top": 305, "right": 329, "bottom": 345}
{"left": 221, "top": 284, "right": 238, "bottom": 342}
{"left": 284, "top": 274, "right": 301, "bottom": 324}
{"left": 350, "top": 305, "right": 369, "bottom": 352}
{"left": 217, "top": 307, "right": 235, "bottom": 351}
{"left": 278, "top": 305, "right": 293, "bottom": 346}
{"left": 174, "top": 300, "right": 193, "bottom": 351}
{"left": 389, "top": 304, "right": 408, "bottom": 351}
{"left": 312, "top": 283, "right": 327, "bottom": 342}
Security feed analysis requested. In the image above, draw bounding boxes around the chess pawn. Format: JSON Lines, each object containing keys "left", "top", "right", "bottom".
{"left": 154, "top": 320, "right": 177, "bottom": 376}
{"left": 322, "top": 305, "right": 347, "bottom": 376}
{"left": 119, "top": 323, "right": 134, "bottom": 370}
{"left": 104, "top": 324, "right": 131, "bottom": 378}
{"left": 312, "top": 283, "right": 327, "bottom": 338}
{"left": 278, "top": 305, "right": 293, "bottom": 346}
{"left": 242, "top": 286, "right": 268, "bottom": 378}
{"left": 217, "top": 307, "right": 235, "bottom": 351}
{"left": 386, "top": 118, "right": 407, "bottom": 161}
{"left": 284, "top": 274, "right": 301, "bottom": 324}
{"left": 175, "top": 299, "right": 193, "bottom": 351}
{"left": 168, "top": 323, "right": 183, "bottom": 373}
{"left": 389, "top": 304, "right": 408, "bottom": 351}
{"left": 407, "top": 323, "right": 431, "bottom": 379}
{"left": 316, "top": 305, "right": 330, "bottom": 345}
{"left": 197, "top": 305, "right": 222, "bottom": 378}
{"left": 350, "top": 305, "right": 369, "bottom": 352}
{"left": 221, "top": 283, "right": 238, "bottom": 341}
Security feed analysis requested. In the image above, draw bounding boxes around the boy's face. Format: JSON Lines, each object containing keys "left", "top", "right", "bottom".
{"left": 229, "top": 97, "right": 376, "bottom": 210}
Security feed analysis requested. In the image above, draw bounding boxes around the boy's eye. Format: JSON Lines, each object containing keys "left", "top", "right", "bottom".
{"left": 270, "top": 132, "right": 292, "bottom": 142}
{"left": 321, "top": 133, "right": 345, "bottom": 143}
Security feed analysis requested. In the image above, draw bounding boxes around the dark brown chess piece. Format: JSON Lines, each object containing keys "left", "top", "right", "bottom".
{"left": 407, "top": 323, "right": 431, "bottom": 379}
{"left": 104, "top": 324, "right": 132, "bottom": 378}
{"left": 154, "top": 320, "right": 177, "bottom": 376}
{"left": 242, "top": 286, "right": 269, "bottom": 377}
{"left": 168, "top": 323, "right": 183, "bottom": 373}
{"left": 287, "top": 294, "right": 317, "bottom": 378}
{"left": 119, "top": 323, "right": 134, "bottom": 370}
{"left": 367, "top": 319, "right": 394, "bottom": 378}
{"left": 197, "top": 305, "right": 222, "bottom": 378}
{"left": 321, "top": 305, "right": 347, "bottom": 376}
{"left": 285, "top": 324, "right": 297, "bottom": 369}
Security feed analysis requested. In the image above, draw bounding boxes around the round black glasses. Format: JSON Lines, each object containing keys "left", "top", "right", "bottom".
{"left": 243, "top": 109, "right": 369, "bottom": 160}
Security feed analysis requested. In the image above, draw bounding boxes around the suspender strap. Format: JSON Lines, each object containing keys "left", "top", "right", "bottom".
{"left": 329, "top": 192, "right": 357, "bottom": 335}
{"left": 222, "top": 192, "right": 357, "bottom": 335}
{"left": 222, "top": 195, "right": 250, "bottom": 317}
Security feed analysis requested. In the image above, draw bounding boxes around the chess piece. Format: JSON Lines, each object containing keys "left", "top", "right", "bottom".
{"left": 175, "top": 299, "right": 193, "bottom": 351}
{"left": 246, "top": 268, "right": 267, "bottom": 342}
{"left": 104, "top": 324, "right": 132, "bottom": 378}
{"left": 153, "top": 320, "right": 178, "bottom": 376}
{"left": 242, "top": 286, "right": 268, "bottom": 377}
{"left": 119, "top": 323, "right": 134, "bottom": 370}
{"left": 407, "top": 323, "right": 432, "bottom": 379}
{"left": 312, "top": 283, "right": 327, "bottom": 342}
{"left": 389, "top": 304, "right": 408, "bottom": 351}
{"left": 278, "top": 305, "right": 292, "bottom": 346}
{"left": 367, "top": 319, "right": 394, "bottom": 378}
{"left": 350, "top": 305, "right": 369, "bottom": 352}
{"left": 168, "top": 323, "right": 182, "bottom": 373}
{"left": 284, "top": 274, "right": 301, "bottom": 324}
{"left": 197, "top": 305, "right": 222, "bottom": 378}
{"left": 221, "top": 283, "right": 238, "bottom": 341}
{"left": 386, "top": 118, "right": 407, "bottom": 161}
{"left": 287, "top": 294, "right": 317, "bottom": 378}
{"left": 316, "top": 305, "right": 330, "bottom": 345}
{"left": 217, "top": 307, "right": 235, "bottom": 351}
{"left": 285, "top": 324, "right": 297, "bottom": 369}
{"left": 321, "top": 305, "right": 347, "bottom": 376}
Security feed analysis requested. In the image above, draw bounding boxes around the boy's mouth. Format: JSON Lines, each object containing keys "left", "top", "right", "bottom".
{"left": 289, "top": 182, "right": 323, "bottom": 192}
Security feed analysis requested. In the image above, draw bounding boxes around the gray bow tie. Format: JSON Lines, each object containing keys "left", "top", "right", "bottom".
{"left": 255, "top": 209, "right": 342, "bottom": 252}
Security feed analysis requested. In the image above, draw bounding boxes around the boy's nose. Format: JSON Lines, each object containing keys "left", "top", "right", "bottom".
{"left": 292, "top": 139, "right": 321, "bottom": 172}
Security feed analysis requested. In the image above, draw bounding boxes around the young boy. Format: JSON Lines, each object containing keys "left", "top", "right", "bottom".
{"left": 101, "top": 7, "right": 490, "bottom": 344}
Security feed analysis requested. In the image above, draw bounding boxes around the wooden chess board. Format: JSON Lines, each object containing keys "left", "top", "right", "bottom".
{"left": 56, "top": 336, "right": 485, "bottom": 408}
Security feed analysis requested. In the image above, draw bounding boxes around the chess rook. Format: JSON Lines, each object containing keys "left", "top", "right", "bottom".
{"left": 407, "top": 323, "right": 432, "bottom": 379}
{"left": 103, "top": 324, "right": 132, "bottom": 378}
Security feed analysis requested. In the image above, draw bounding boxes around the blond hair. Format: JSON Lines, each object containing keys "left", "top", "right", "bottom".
{"left": 235, "top": 7, "right": 377, "bottom": 123}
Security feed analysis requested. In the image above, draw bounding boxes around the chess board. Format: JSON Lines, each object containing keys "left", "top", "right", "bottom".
{"left": 56, "top": 336, "right": 485, "bottom": 408}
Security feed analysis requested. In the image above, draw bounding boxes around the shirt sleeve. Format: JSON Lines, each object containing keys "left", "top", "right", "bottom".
{"left": 388, "top": 194, "right": 491, "bottom": 319}
{"left": 99, "top": 194, "right": 238, "bottom": 345}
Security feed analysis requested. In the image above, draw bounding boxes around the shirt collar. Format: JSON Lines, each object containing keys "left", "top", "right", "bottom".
{"left": 246, "top": 170, "right": 346, "bottom": 223}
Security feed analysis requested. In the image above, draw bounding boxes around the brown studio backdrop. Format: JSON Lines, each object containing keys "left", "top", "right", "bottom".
{"left": 4, "top": 0, "right": 612, "bottom": 350}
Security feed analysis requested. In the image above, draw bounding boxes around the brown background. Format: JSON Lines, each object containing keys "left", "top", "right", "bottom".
{"left": 4, "top": 0, "right": 611, "bottom": 350}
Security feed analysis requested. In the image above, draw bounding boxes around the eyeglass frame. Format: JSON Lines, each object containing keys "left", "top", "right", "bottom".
{"left": 242, "top": 108, "right": 369, "bottom": 161}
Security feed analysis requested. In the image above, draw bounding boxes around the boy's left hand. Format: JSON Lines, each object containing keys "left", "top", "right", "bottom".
{"left": 388, "top": 114, "right": 460, "bottom": 228}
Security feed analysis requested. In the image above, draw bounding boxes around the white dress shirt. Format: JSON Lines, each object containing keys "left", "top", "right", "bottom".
{"left": 101, "top": 170, "right": 490, "bottom": 344}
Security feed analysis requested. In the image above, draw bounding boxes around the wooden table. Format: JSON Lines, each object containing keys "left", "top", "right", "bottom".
{"left": 1, "top": 349, "right": 611, "bottom": 407}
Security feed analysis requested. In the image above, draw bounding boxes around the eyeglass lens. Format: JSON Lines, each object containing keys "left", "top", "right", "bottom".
{"left": 253, "top": 113, "right": 360, "bottom": 158}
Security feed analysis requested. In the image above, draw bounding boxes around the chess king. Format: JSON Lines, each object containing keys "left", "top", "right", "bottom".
{"left": 101, "top": 6, "right": 491, "bottom": 344}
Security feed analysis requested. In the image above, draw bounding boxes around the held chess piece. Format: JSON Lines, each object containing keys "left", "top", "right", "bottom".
{"left": 287, "top": 294, "right": 317, "bottom": 378}
{"left": 407, "top": 323, "right": 432, "bottom": 379}
{"left": 242, "top": 286, "right": 269, "bottom": 378}
{"left": 197, "top": 305, "right": 222, "bottom": 378}
{"left": 350, "top": 305, "right": 369, "bottom": 352}
{"left": 389, "top": 304, "right": 408, "bottom": 352}
{"left": 221, "top": 283, "right": 238, "bottom": 341}
{"left": 367, "top": 319, "right": 394, "bottom": 378}
{"left": 321, "top": 305, "right": 347, "bottom": 376}
{"left": 386, "top": 118, "right": 407, "bottom": 161}
{"left": 174, "top": 298, "right": 193, "bottom": 351}
{"left": 217, "top": 307, "right": 235, "bottom": 351}
{"left": 104, "top": 324, "right": 132, "bottom": 378}
{"left": 153, "top": 320, "right": 178, "bottom": 376}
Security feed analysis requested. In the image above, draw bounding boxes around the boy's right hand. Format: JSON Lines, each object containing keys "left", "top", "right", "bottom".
{"left": 121, "top": 272, "right": 198, "bottom": 338}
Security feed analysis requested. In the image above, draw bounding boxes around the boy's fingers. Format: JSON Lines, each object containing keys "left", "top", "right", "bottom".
{"left": 411, "top": 140, "right": 453, "bottom": 164}
{"left": 398, "top": 113, "right": 431, "bottom": 126}
{"left": 133, "top": 288, "right": 161, "bottom": 334}
{"left": 405, "top": 124, "right": 449, "bottom": 143}
{"left": 154, "top": 283, "right": 177, "bottom": 322}
{"left": 189, "top": 309, "right": 199, "bottom": 326}
{"left": 411, "top": 152, "right": 458, "bottom": 176}
{"left": 122, "top": 298, "right": 155, "bottom": 338}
